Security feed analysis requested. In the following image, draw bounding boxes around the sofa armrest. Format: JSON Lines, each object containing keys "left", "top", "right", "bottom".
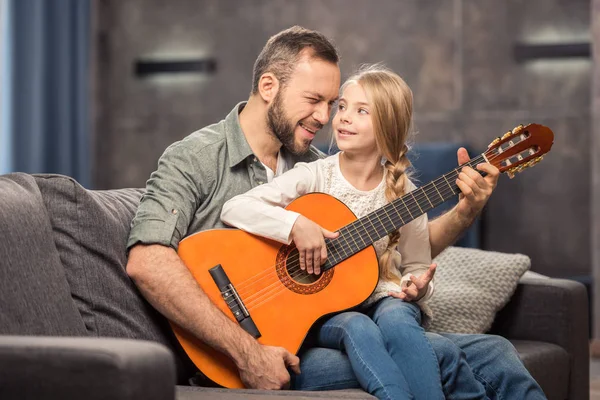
{"left": 490, "top": 275, "right": 589, "bottom": 398}
{"left": 0, "top": 336, "right": 176, "bottom": 400}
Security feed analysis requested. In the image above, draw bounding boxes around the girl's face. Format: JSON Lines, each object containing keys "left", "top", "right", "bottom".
{"left": 332, "top": 82, "right": 378, "bottom": 157}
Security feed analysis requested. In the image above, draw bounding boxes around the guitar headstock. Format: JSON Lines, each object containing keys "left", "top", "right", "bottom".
{"left": 485, "top": 124, "right": 554, "bottom": 178}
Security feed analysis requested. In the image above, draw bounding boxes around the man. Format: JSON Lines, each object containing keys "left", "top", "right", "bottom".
{"left": 126, "top": 26, "right": 544, "bottom": 398}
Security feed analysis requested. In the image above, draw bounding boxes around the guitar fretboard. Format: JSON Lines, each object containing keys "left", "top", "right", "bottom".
{"left": 322, "top": 154, "right": 486, "bottom": 270}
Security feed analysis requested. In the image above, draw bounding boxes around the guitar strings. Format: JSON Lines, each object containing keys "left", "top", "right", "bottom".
{"left": 230, "top": 152, "right": 497, "bottom": 309}
{"left": 230, "top": 153, "right": 497, "bottom": 311}
{"left": 225, "top": 150, "right": 510, "bottom": 310}
{"left": 233, "top": 152, "right": 490, "bottom": 297}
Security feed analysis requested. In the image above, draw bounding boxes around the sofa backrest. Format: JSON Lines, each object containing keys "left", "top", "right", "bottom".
{"left": 0, "top": 173, "right": 87, "bottom": 336}
{"left": 33, "top": 174, "right": 195, "bottom": 380}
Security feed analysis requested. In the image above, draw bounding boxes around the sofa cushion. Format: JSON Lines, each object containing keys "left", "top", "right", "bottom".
{"left": 0, "top": 173, "right": 86, "bottom": 336}
{"left": 34, "top": 174, "right": 194, "bottom": 381}
{"left": 511, "top": 340, "right": 569, "bottom": 400}
{"left": 428, "top": 246, "right": 530, "bottom": 334}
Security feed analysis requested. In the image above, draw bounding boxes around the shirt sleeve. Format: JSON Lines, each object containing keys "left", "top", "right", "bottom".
{"left": 127, "top": 141, "right": 208, "bottom": 251}
{"left": 220, "top": 161, "right": 320, "bottom": 244}
{"left": 396, "top": 180, "right": 434, "bottom": 304}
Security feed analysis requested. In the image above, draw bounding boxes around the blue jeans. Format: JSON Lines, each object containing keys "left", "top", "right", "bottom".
{"left": 293, "top": 313, "right": 546, "bottom": 399}
{"left": 316, "top": 298, "right": 444, "bottom": 400}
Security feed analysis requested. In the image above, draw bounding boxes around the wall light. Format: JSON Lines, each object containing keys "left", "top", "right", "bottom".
{"left": 134, "top": 58, "right": 217, "bottom": 77}
{"left": 514, "top": 42, "right": 590, "bottom": 63}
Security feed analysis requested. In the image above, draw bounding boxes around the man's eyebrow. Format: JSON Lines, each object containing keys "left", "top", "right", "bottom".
{"left": 305, "top": 92, "right": 339, "bottom": 103}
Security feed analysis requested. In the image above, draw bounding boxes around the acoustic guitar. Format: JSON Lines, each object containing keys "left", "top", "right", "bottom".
{"left": 172, "top": 123, "right": 554, "bottom": 388}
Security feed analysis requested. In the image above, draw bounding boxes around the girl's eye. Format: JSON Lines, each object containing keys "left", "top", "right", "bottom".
{"left": 338, "top": 104, "right": 346, "bottom": 111}
{"left": 358, "top": 108, "right": 368, "bottom": 115}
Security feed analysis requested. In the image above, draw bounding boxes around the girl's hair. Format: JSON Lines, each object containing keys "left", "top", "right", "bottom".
{"left": 340, "top": 64, "right": 414, "bottom": 282}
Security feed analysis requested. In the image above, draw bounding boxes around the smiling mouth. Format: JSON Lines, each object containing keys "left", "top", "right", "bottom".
{"left": 299, "top": 122, "right": 318, "bottom": 134}
{"left": 338, "top": 129, "right": 356, "bottom": 135}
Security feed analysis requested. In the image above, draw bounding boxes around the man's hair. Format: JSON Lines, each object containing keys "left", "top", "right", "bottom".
{"left": 251, "top": 26, "right": 339, "bottom": 94}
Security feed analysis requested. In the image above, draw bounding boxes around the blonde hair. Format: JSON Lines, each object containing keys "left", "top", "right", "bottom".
{"left": 339, "top": 64, "right": 414, "bottom": 282}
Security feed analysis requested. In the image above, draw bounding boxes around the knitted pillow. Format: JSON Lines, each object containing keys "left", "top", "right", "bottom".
{"left": 427, "top": 246, "right": 530, "bottom": 334}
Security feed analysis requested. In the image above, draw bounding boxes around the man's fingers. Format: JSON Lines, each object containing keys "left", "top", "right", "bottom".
{"left": 461, "top": 167, "right": 486, "bottom": 187}
{"left": 456, "top": 179, "right": 475, "bottom": 199}
{"left": 283, "top": 350, "right": 301, "bottom": 375}
{"left": 476, "top": 162, "right": 499, "bottom": 176}
{"left": 457, "top": 147, "right": 471, "bottom": 165}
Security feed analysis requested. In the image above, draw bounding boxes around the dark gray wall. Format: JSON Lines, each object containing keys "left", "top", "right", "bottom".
{"left": 93, "top": 0, "right": 591, "bottom": 279}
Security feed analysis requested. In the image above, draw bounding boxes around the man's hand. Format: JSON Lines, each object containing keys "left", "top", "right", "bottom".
{"left": 455, "top": 147, "right": 500, "bottom": 224}
{"left": 290, "top": 215, "right": 339, "bottom": 275}
{"left": 389, "top": 264, "right": 437, "bottom": 302}
{"left": 237, "top": 344, "right": 301, "bottom": 390}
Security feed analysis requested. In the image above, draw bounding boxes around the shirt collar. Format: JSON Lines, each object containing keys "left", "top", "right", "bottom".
{"left": 225, "top": 102, "right": 255, "bottom": 168}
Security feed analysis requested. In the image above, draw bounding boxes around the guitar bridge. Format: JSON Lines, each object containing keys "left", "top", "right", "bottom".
{"left": 209, "top": 264, "right": 261, "bottom": 339}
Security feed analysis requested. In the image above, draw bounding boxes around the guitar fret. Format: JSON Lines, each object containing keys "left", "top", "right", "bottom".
{"left": 421, "top": 187, "right": 434, "bottom": 208}
{"left": 381, "top": 206, "right": 396, "bottom": 231}
{"left": 432, "top": 182, "right": 444, "bottom": 203}
{"left": 442, "top": 174, "right": 455, "bottom": 195}
{"left": 344, "top": 225, "right": 361, "bottom": 251}
{"left": 410, "top": 192, "right": 424, "bottom": 213}
{"left": 375, "top": 206, "right": 394, "bottom": 233}
{"left": 389, "top": 202, "right": 406, "bottom": 224}
{"left": 400, "top": 197, "right": 414, "bottom": 219}
{"left": 321, "top": 152, "right": 494, "bottom": 271}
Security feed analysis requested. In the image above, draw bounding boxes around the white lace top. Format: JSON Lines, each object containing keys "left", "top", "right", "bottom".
{"left": 221, "top": 152, "right": 434, "bottom": 311}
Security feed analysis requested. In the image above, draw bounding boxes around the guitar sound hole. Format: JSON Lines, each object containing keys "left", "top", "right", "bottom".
{"left": 286, "top": 249, "right": 321, "bottom": 284}
{"left": 275, "top": 245, "right": 334, "bottom": 295}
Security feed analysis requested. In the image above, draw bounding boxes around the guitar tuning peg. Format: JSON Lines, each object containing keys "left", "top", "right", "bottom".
{"left": 512, "top": 124, "right": 524, "bottom": 135}
{"left": 507, "top": 171, "right": 515, "bottom": 179}
{"left": 488, "top": 137, "right": 501, "bottom": 148}
{"left": 501, "top": 131, "right": 512, "bottom": 140}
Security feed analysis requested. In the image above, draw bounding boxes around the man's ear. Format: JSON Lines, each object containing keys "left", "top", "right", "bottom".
{"left": 257, "top": 72, "right": 280, "bottom": 104}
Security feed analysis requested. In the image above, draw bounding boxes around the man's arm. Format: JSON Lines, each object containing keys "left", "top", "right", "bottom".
{"left": 126, "top": 244, "right": 300, "bottom": 389}
{"left": 126, "top": 142, "right": 299, "bottom": 389}
{"left": 429, "top": 147, "right": 500, "bottom": 258}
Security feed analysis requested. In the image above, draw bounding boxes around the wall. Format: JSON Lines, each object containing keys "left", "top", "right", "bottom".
{"left": 93, "top": 0, "right": 591, "bottom": 279}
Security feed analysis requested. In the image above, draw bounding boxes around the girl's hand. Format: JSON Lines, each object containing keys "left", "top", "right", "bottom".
{"left": 389, "top": 263, "right": 437, "bottom": 302}
{"left": 290, "top": 215, "right": 339, "bottom": 275}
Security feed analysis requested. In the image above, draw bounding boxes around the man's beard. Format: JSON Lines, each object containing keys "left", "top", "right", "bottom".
{"left": 267, "top": 92, "right": 311, "bottom": 155}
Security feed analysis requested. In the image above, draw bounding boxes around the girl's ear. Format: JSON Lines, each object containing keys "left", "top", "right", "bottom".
{"left": 257, "top": 73, "right": 280, "bottom": 104}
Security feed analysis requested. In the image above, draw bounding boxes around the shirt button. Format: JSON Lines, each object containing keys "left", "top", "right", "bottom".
{"left": 253, "top": 157, "right": 258, "bottom": 162}
{"left": 171, "top": 209, "right": 178, "bottom": 215}
{"left": 257, "top": 180, "right": 264, "bottom": 185}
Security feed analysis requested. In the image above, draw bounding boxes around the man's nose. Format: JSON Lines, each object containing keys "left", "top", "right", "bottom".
{"left": 314, "top": 102, "right": 330, "bottom": 125}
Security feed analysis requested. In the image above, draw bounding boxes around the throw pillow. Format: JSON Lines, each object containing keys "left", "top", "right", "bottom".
{"left": 427, "top": 246, "right": 530, "bottom": 334}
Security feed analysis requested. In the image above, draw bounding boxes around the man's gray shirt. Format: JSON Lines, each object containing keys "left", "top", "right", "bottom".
{"left": 127, "top": 102, "right": 323, "bottom": 251}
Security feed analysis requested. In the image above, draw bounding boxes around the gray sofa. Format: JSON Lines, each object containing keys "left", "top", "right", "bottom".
{"left": 0, "top": 173, "right": 589, "bottom": 400}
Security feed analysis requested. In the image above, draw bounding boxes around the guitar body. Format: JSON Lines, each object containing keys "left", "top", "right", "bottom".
{"left": 173, "top": 193, "right": 380, "bottom": 388}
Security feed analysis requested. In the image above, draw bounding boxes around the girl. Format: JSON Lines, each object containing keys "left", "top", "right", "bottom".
{"left": 221, "top": 65, "right": 442, "bottom": 400}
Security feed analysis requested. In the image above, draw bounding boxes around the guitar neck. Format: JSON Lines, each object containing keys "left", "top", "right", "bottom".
{"left": 323, "top": 154, "right": 486, "bottom": 270}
